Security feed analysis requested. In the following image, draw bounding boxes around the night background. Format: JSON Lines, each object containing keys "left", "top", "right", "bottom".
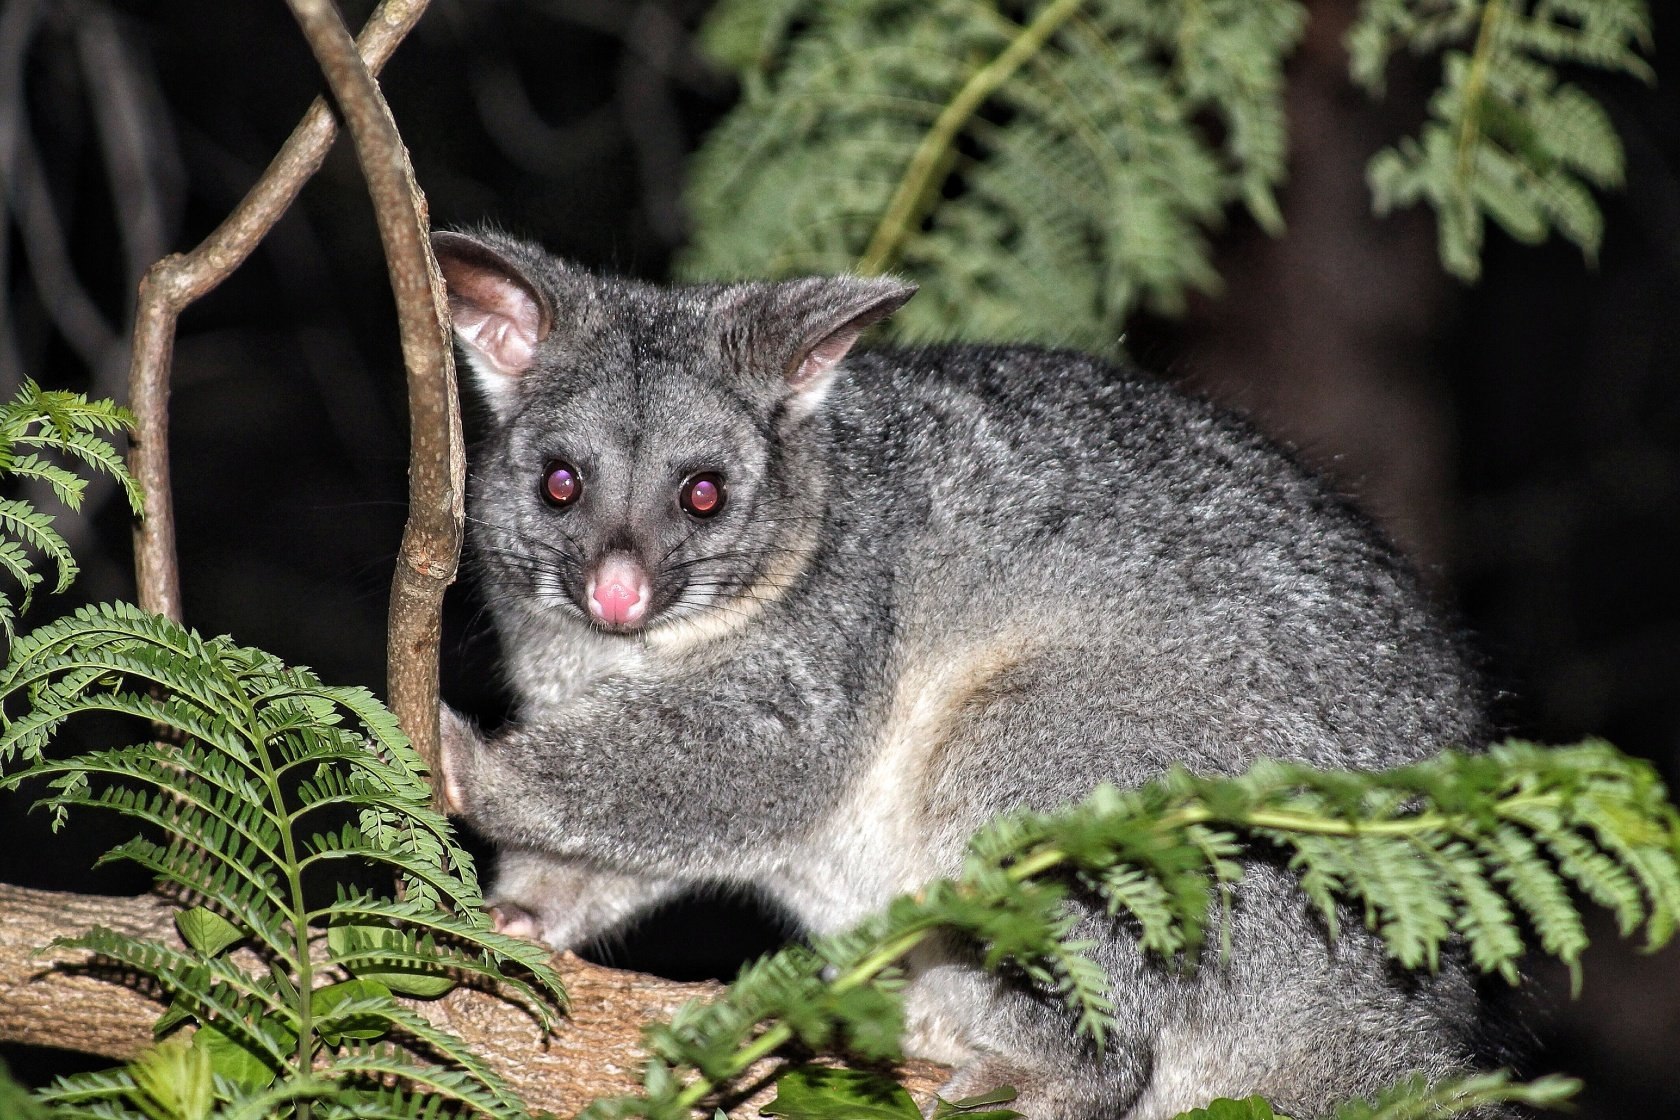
{"left": 1, "top": 0, "right": 1676, "bottom": 1114}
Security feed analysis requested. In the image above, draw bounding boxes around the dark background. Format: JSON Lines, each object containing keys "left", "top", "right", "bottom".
{"left": 1, "top": 0, "right": 1676, "bottom": 1114}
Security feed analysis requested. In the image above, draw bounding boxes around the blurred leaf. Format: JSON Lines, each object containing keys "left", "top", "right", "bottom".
{"left": 761, "top": 1067, "right": 922, "bottom": 1120}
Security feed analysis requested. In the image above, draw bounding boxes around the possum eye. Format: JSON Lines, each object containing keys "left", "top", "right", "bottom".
{"left": 680, "top": 472, "right": 726, "bottom": 518}
{"left": 540, "top": 460, "right": 582, "bottom": 509}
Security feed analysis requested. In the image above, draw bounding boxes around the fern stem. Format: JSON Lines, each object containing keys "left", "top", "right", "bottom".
{"left": 251, "top": 704, "right": 318, "bottom": 1087}
{"left": 833, "top": 926, "right": 943, "bottom": 991}
{"left": 856, "top": 0, "right": 1087, "bottom": 275}
{"left": 1230, "top": 792, "right": 1570, "bottom": 838}
{"left": 1454, "top": 0, "right": 1506, "bottom": 194}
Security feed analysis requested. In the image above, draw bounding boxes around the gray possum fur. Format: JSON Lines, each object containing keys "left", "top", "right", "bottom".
{"left": 431, "top": 229, "right": 1506, "bottom": 1120}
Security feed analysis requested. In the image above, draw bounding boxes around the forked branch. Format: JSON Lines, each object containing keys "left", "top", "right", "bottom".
{"left": 122, "top": 0, "right": 459, "bottom": 783}
{"left": 285, "top": 0, "right": 464, "bottom": 796}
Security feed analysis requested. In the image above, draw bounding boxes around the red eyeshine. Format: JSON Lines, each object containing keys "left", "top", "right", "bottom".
{"left": 542, "top": 461, "right": 581, "bottom": 508}
{"left": 681, "top": 472, "right": 725, "bottom": 518}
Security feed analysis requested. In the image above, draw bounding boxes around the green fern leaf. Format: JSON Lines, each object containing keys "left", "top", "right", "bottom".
{"left": 53, "top": 926, "right": 297, "bottom": 1071}
{"left": 1576, "top": 788, "right": 1680, "bottom": 949}
{"left": 1097, "top": 864, "right": 1187, "bottom": 955}
{"left": 685, "top": 0, "right": 1307, "bottom": 349}
{"left": 1170, "top": 1096, "right": 1279, "bottom": 1120}
{"left": 0, "top": 383, "right": 139, "bottom": 626}
{"left": 1503, "top": 799, "right": 1646, "bottom": 938}
{"left": 321, "top": 1047, "right": 525, "bottom": 1118}
{"left": 1426, "top": 838, "right": 1524, "bottom": 983}
{"left": 0, "top": 605, "right": 565, "bottom": 1117}
{"left": 3, "top": 453, "right": 88, "bottom": 509}
{"left": 34, "top": 1064, "right": 145, "bottom": 1109}
{"left": 1354, "top": 0, "right": 1653, "bottom": 280}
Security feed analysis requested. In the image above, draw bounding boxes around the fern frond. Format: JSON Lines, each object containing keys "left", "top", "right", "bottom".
{"left": 0, "top": 383, "right": 139, "bottom": 626}
{"left": 1510, "top": 802, "right": 1644, "bottom": 936}
{"left": 688, "top": 1, "right": 1650, "bottom": 335}
{"left": 1169, "top": 1069, "right": 1580, "bottom": 1120}
{"left": 1353, "top": 0, "right": 1654, "bottom": 280}
{"left": 299, "top": 826, "right": 489, "bottom": 921}
{"left": 684, "top": 0, "right": 1307, "bottom": 349}
{"left": 28, "top": 737, "right": 283, "bottom": 849}
{"left": 213, "top": 1078, "right": 341, "bottom": 1120}
{"left": 0, "top": 380, "right": 135, "bottom": 434}
{"left": 576, "top": 739, "right": 1665, "bottom": 1120}
{"left": 320, "top": 892, "right": 564, "bottom": 1012}
{"left": 5, "top": 452, "right": 93, "bottom": 511}
{"left": 333, "top": 1013, "right": 527, "bottom": 1113}
{"left": 304, "top": 1080, "right": 504, "bottom": 1120}
{"left": 33, "top": 1066, "right": 144, "bottom": 1108}
{"left": 1576, "top": 787, "right": 1680, "bottom": 948}
{"left": 1480, "top": 821, "right": 1588, "bottom": 977}
{"left": 1097, "top": 864, "right": 1186, "bottom": 955}
{"left": 0, "top": 541, "right": 40, "bottom": 639}
{"left": 1421, "top": 838, "right": 1524, "bottom": 982}
{"left": 0, "top": 498, "right": 77, "bottom": 596}
{"left": 0, "top": 605, "right": 563, "bottom": 1118}
{"left": 95, "top": 835, "right": 290, "bottom": 958}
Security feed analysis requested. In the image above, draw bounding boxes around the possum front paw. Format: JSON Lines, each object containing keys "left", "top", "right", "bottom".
{"left": 437, "top": 703, "right": 485, "bottom": 815}
{"left": 488, "top": 848, "right": 680, "bottom": 951}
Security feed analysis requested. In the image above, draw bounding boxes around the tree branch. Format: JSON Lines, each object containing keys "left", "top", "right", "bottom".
{"left": 125, "top": 0, "right": 430, "bottom": 626}
{"left": 0, "top": 883, "right": 948, "bottom": 1114}
{"left": 283, "top": 0, "right": 463, "bottom": 797}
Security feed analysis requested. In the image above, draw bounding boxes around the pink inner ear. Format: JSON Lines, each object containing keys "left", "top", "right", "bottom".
{"left": 440, "top": 263, "right": 545, "bottom": 377}
{"left": 791, "top": 326, "right": 862, "bottom": 390}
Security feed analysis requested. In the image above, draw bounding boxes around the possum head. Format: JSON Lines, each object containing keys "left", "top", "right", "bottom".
{"left": 433, "top": 230, "right": 914, "bottom": 636}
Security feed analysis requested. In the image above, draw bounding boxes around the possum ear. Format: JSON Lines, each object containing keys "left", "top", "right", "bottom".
{"left": 432, "top": 231, "right": 555, "bottom": 417}
{"left": 729, "top": 275, "right": 915, "bottom": 417}
{"left": 785, "top": 277, "right": 917, "bottom": 395}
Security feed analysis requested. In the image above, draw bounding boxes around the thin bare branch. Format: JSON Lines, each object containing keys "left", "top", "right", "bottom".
{"left": 283, "top": 0, "right": 463, "bottom": 794}
{"left": 75, "top": 2, "right": 184, "bottom": 327}
{"left": 0, "top": 1, "right": 120, "bottom": 378}
{"left": 0, "top": 0, "right": 44, "bottom": 380}
{"left": 126, "top": 0, "right": 430, "bottom": 626}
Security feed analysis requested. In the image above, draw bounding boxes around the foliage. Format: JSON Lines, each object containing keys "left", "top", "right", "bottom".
{"left": 1353, "top": 0, "right": 1656, "bottom": 281}
{"left": 578, "top": 741, "right": 1676, "bottom": 1120}
{"left": 0, "top": 1058, "right": 56, "bottom": 1120}
{"left": 0, "top": 600, "right": 566, "bottom": 1119}
{"left": 683, "top": 0, "right": 1653, "bottom": 348}
{"left": 759, "top": 1068, "right": 1020, "bottom": 1120}
{"left": 1329, "top": 1070, "right": 1580, "bottom": 1120}
{"left": 0, "top": 380, "right": 140, "bottom": 638}
{"left": 685, "top": 0, "right": 1304, "bottom": 349}
{"left": 1172, "top": 1097, "right": 1286, "bottom": 1120}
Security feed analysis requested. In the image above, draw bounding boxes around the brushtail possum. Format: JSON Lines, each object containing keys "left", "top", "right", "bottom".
{"left": 431, "top": 229, "right": 1505, "bottom": 1119}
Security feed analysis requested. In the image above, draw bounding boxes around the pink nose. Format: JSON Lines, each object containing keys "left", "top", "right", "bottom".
{"left": 587, "top": 556, "right": 650, "bottom": 626}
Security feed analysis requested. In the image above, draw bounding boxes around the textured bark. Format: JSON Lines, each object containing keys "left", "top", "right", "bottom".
{"left": 0, "top": 883, "right": 947, "bottom": 1113}
{"left": 0, "top": 885, "right": 179, "bottom": 1063}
